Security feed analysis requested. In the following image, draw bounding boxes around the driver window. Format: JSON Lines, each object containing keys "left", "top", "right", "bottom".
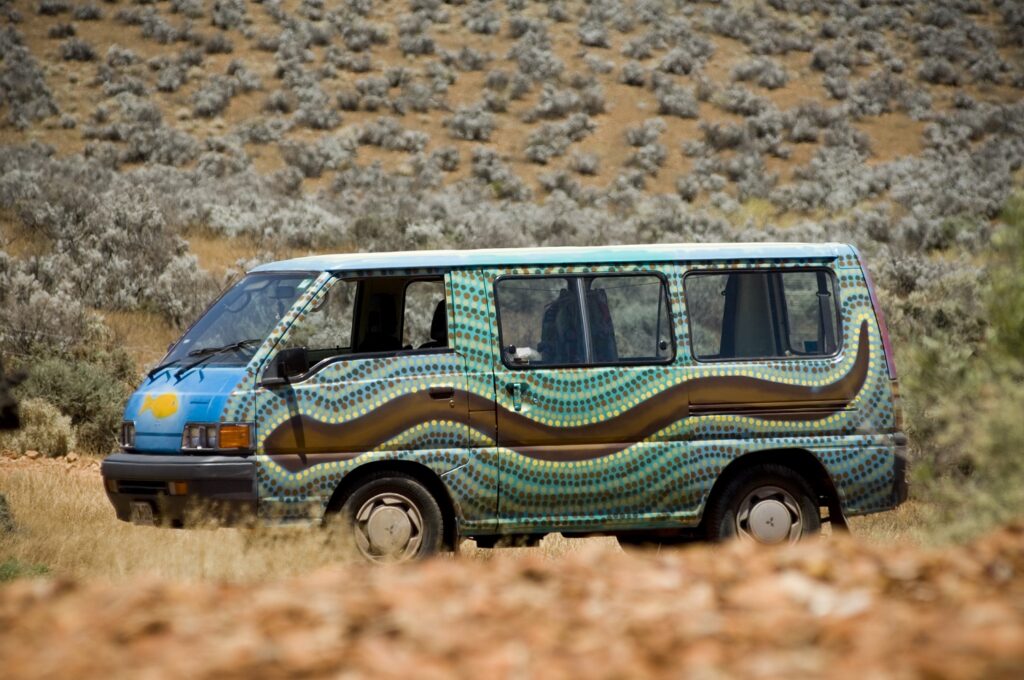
{"left": 278, "top": 278, "right": 357, "bottom": 365}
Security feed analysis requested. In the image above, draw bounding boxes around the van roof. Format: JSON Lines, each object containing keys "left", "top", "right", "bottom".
{"left": 249, "top": 242, "right": 853, "bottom": 274}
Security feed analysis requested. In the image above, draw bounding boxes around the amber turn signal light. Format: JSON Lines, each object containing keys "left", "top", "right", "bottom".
{"left": 218, "top": 424, "right": 251, "bottom": 450}
{"left": 168, "top": 481, "right": 189, "bottom": 496}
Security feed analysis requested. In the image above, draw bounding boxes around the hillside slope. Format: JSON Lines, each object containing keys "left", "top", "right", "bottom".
{"left": 0, "top": 1, "right": 1022, "bottom": 450}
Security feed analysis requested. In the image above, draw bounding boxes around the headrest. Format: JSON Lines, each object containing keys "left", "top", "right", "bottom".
{"left": 430, "top": 300, "right": 447, "bottom": 342}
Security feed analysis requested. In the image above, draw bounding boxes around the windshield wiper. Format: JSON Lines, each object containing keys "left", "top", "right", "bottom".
{"left": 173, "top": 339, "right": 263, "bottom": 378}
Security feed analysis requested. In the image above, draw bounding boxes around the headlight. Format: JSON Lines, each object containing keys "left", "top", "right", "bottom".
{"left": 120, "top": 422, "right": 136, "bottom": 449}
{"left": 181, "top": 423, "right": 252, "bottom": 452}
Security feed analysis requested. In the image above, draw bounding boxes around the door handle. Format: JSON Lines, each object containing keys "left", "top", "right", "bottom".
{"left": 428, "top": 386, "right": 455, "bottom": 400}
{"left": 506, "top": 382, "right": 528, "bottom": 412}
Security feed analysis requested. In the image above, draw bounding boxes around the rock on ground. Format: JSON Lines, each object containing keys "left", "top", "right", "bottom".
{"left": 1, "top": 524, "right": 1022, "bottom": 679}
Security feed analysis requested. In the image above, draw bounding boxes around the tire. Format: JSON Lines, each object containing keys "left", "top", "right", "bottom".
{"left": 704, "top": 464, "right": 821, "bottom": 544}
{"left": 335, "top": 472, "right": 445, "bottom": 563}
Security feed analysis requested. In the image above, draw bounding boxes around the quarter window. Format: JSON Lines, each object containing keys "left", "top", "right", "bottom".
{"left": 684, "top": 269, "right": 840, "bottom": 361}
{"left": 494, "top": 274, "right": 673, "bottom": 368}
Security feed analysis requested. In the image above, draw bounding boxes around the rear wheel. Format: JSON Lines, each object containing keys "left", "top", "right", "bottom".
{"left": 704, "top": 464, "right": 821, "bottom": 544}
{"left": 336, "top": 472, "right": 445, "bottom": 563}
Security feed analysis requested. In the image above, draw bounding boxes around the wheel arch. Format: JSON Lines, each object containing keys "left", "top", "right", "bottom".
{"left": 324, "top": 460, "right": 461, "bottom": 550}
{"left": 699, "top": 448, "right": 845, "bottom": 528}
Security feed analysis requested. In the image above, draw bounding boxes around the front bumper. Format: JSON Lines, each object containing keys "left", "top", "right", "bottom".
{"left": 101, "top": 453, "right": 257, "bottom": 527}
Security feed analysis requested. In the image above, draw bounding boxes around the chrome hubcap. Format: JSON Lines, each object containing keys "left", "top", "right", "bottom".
{"left": 353, "top": 492, "right": 423, "bottom": 563}
{"left": 736, "top": 486, "right": 803, "bottom": 544}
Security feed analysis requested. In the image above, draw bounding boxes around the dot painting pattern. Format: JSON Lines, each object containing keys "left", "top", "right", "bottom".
{"left": 218, "top": 256, "right": 901, "bottom": 531}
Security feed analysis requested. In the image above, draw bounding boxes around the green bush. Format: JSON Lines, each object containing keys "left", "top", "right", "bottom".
{"left": 0, "top": 398, "right": 76, "bottom": 457}
{"left": 17, "top": 352, "right": 134, "bottom": 453}
{"left": 904, "top": 191, "right": 1024, "bottom": 541}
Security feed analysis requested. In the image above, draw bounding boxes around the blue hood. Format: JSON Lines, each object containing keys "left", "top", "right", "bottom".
{"left": 124, "top": 365, "right": 250, "bottom": 453}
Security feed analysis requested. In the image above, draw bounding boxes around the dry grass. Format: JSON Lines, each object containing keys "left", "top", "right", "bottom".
{"left": 0, "top": 457, "right": 919, "bottom": 583}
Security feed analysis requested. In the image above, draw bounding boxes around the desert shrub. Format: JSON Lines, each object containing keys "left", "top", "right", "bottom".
{"left": 619, "top": 60, "right": 647, "bottom": 87}
{"left": 326, "top": 48, "right": 373, "bottom": 73}
{"left": 0, "top": 29, "right": 60, "bottom": 129}
{"left": 904, "top": 195, "right": 1024, "bottom": 541}
{"left": 731, "top": 57, "right": 789, "bottom": 89}
{"left": 578, "top": 20, "right": 609, "bottom": 48}
{"left": 524, "top": 113, "right": 595, "bottom": 164}
{"left": 444, "top": 46, "right": 492, "bottom": 71}
{"left": 192, "top": 75, "right": 235, "bottom": 117}
{"left": 60, "top": 38, "right": 97, "bottom": 61}
{"left": 357, "top": 117, "right": 429, "bottom": 152}
{"left": 17, "top": 354, "right": 134, "bottom": 453}
{"left": 205, "top": 33, "right": 234, "bottom": 55}
{"left": 712, "top": 85, "right": 768, "bottom": 117}
{"left": 430, "top": 146, "right": 459, "bottom": 172}
{"left": 676, "top": 175, "right": 698, "bottom": 201}
{"left": 508, "top": 29, "right": 563, "bottom": 81}
{"left": 463, "top": 1, "right": 500, "bottom": 35}
{"left": 37, "top": 0, "right": 69, "bottom": 15}
{"left": 0, "top": 398, "right": 75, "bottom": 457}
{"left": 227, "top": 60, "right": 261, "bottom": 92}
{"left": 211, "top": 0, "right": 246, "bottom": 30}
{"left": 918, "top": 57, "right": 961, "bottom": 86}
{"left": 655, "top": 81, "right": 698, "bottom": 118}
{"left": 73, "top": 4, "right": 102, "bottom": 20}
{"left": 170, "top": 0, "right": 204, "bottom": 18}
{"left": 105, "top": 45, "right": 138, "bottom": 68}
{"left": 625, "top": 117, "right": 665, "bottom": 147}
{"left": 547, "top": 1, "right": 569, "bottom": 22}
{"left": 811, "top": 41, "right": 855, "bottom": 71}
{"left": 625, "top": 142, "right": 666, "bottom": 176}
{"left": 584, "top": 54, "right": 614, "bottom": 74}
{"left": 264, "top": 89, "right": 294, "bottom": 113}
{"left": 47, "top": 23, "right": 76, "bottom": 39}
{"left": 444, "top": 104, "right": 494, "bottom": 141}
{"left": 525, "top": 84, "right": 581, "bottom": 121}
{"left": 569, "top": 151, "right": 599, "bottom": 176}
{"left": 538, "top": 169, "right": 583, "bottom": 199}
{"left": 338, "top": 19, "right": 389, "bottom": 52}
{"left": 471, "top": 147, "right": 531, "bottom": 200}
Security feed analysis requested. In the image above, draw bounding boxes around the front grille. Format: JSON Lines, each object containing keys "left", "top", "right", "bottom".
{"left": 116, "top": 480, "right": 167, "bottom": 495}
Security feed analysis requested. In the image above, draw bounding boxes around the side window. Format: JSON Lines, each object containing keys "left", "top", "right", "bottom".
{"left": 684, "top": 269, "right": 840, "bottom": 361}
{"left": 781, "top": 271, "right": 838, "bottom": 355}
{"left": 495, "top": 277, "right": 584, "bottom": 366}
{"left": 589, "top": 275, "right": 673, "bottom": 363}
{"left": 279, "top": 278, "right": 357, "bottom": 365}
{"left": 402, "top": 279, "right": 448, "bottom": 349}
{"left": 494, "top": 274, "right": 674, "bottom": 368}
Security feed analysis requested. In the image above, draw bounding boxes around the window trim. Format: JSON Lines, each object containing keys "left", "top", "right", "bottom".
{"left": 682, "top": 266, "right": 844, "bottom": 364}
{"left": 493, "top": 271, "right": 677, "bottom": 371}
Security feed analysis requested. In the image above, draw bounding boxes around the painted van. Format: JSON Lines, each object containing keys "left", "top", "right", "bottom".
{"left": 102, "top": 243, "right": 907, "bottom": 561}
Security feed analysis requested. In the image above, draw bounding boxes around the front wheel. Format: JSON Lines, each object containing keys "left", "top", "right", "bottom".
{"left": 336, "top": 472, "right": 445, "bottom": 563}
{"left": 704, "top": 464, "right": 821, "bottom": 544}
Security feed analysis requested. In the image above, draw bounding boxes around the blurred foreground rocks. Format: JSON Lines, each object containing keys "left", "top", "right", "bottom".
{"left": 1, "top": 523, "right": 1022, "bottom": 679}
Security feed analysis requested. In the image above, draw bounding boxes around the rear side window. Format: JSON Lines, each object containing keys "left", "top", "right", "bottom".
{"left": 684, "top": 269, "right": 840, "bottom": 361}
{"left": 494, "top": 274, "right": 673, "bottom": 368}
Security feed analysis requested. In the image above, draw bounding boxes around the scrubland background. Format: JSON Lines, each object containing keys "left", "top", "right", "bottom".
{"left": 1, "top": 1, "right": 1023, "bottom": 676}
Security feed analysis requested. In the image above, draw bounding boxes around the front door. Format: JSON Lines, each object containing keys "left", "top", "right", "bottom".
{"left": 485, "top": 266, "right": 680, "bottom": 532}
{"left": 252, "top": 273, "right": 472, "bottom": 519}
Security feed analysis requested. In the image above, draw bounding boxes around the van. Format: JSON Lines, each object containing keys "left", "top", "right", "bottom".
{"left": 102, "top": 243, "right": 907, "bottom": 561}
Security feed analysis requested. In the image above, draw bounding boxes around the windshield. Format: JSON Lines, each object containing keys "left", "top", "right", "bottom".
{"left": 161, "top": 273, "right": 320, "bottom": 369}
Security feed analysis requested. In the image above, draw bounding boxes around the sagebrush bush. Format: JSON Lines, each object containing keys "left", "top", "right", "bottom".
{"left": 444, "top": 104, "right": 494, "bottom": 141}
{"left": 0, "top": 398, "right": 75, "bottom": 457}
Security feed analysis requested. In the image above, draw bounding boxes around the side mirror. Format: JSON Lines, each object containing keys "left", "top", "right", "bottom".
{"left": 261, "top": 347, "right": 310, "bottom": 387}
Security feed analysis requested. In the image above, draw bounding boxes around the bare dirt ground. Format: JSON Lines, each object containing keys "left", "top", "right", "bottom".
{"left": 1, "top": 454, "right": 1022, "bottom": 679}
